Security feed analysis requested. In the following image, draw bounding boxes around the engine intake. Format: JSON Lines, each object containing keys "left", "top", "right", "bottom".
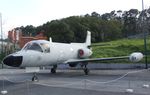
{"left": 78, "top": 49, "right": 92, "bottom": 58}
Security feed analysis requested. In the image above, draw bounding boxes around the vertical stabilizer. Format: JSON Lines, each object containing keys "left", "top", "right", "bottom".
{"left": 85, "top": 31, "right": 91, "bottom": 46}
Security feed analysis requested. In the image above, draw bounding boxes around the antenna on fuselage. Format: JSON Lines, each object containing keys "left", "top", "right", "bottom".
{"left": 49, "top": 37, "right": 52, "bottom": 43}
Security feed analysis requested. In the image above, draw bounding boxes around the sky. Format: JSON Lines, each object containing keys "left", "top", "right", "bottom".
{"left": 0, "top": 0, "right": 150, "bottom": 38}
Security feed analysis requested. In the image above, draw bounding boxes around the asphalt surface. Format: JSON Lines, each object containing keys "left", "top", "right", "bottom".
{"left": 0, "top": 69, "right": 150, "bottom": 95}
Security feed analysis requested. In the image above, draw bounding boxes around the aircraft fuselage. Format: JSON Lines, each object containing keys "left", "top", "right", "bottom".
{"left": 3, "top": 40, "right": 92, "bottom": 67}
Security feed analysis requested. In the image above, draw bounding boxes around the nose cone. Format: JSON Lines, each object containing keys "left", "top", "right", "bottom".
{"left": 3, "top": 55, "right": 23, "bottom": 67}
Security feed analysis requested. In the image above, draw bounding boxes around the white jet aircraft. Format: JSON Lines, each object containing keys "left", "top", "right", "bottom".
{"left": 3, "top": 31, "right": 143, "bottom": 81}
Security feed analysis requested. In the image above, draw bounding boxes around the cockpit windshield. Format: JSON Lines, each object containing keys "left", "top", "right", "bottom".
{"left": 22, "top": 42, "right": 43, "bottom": 52}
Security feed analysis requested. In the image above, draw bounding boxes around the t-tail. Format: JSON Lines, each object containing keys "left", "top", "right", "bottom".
{"left": 85, "top": 31, "right": 91, "bottom": 47}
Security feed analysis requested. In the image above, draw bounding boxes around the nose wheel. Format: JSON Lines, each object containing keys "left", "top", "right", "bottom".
{"left": 32, "top": 73, "right": 38, "bottom": 82}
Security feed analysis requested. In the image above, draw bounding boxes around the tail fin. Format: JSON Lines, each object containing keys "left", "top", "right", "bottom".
{"left": 85, "top": 31, "right": 91, "bottom": 46}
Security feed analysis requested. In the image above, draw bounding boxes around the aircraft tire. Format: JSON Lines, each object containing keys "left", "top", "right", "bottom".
{"left": 32, "top": 76, "right": 38, "bottom": 82}
{"left": 84, "top": 68, "right": 89, "bottom": 75}
{"left": 51, "top": 68, "right": 56, "bottom": 74}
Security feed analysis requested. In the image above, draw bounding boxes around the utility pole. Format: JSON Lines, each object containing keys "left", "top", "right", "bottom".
{"left": 142, "top": 0, "right": 148, "bottom": 69}
{"left": 0, "top": 13, "right": 3, "bottom": 69}
{"left": 0, "top": 13, "right": 2, "bottom": 54}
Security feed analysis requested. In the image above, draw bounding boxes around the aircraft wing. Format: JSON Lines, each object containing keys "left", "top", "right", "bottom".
{"left": 65, "top": 52, "right": 143, "bottom": 64}
{"left": 65, "top": 56, "right": 129, "bottom": 63}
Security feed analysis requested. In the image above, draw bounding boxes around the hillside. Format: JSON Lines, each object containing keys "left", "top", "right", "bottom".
{"left": 92, "top": 38, "right": 150, "bottom": 63}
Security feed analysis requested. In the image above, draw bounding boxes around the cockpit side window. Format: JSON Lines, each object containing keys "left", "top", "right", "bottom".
{"left": 23, "top": 43, "right": 43, "bottom": 52}
{"left": 40, "top": 43, "right": 50, "bottom": 53}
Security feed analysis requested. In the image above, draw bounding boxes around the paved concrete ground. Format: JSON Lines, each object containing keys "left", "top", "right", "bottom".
{"left": 0, "top": 69, "right": 150, "bottom": 95}
{"left": 1, "top": 63, "right": 149, "bottom": 69}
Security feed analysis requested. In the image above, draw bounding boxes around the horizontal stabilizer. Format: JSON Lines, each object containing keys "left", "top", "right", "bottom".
{"left": 88, "top": 43, "right": 111, "bottom": 48}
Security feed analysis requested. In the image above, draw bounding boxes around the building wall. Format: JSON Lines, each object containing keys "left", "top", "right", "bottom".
{"left": 8, "top": 29, "right": 47, "bottom": 48}
{"left": 19, "top": 36, "right": 47, "bottom": 48}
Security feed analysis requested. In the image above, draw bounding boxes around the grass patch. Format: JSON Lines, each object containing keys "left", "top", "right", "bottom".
{"left": 92, "top": 38, "right": 150, "bottom": 63}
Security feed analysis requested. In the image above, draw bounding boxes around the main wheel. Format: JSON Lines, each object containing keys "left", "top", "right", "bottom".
{"left": 84, "top": 68, "right": 89, "bottom": 75}
{"left": 51, "top": 68, "right": 56, "bottom": 74}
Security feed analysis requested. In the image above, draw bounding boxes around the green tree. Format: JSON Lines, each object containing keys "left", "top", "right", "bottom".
{"left": 122, "top": 9, "right": 139, "bottom": 37}
{"left": 44, "top": 20, "right": 74, "bottom": 43}
{"left": 21, "top": 25, "right": 36, "bottom": 36}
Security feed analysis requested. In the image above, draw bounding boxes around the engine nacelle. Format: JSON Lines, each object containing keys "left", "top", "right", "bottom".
{"left": 78, "top": 48, "right": 92, "bottom": 58}
{"left": 129, "top": 52, "right": 143, "bottom": 62}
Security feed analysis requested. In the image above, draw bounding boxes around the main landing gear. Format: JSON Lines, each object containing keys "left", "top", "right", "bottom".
{"left": 51, "top": 65, "right": 57, "bottom": 74}
{"left": 32, "top": 73, "right": 38, "bottom": 81}
{"left": 83, "top": 65, "right": 89, "bottom": 75}
{"left": 81, "top": 63, "right": 89, "bottom": 75}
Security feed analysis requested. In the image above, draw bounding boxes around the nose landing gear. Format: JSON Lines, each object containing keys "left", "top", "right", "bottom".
{"left": 32, "top": 73, "right": 38, "bottom": 82}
